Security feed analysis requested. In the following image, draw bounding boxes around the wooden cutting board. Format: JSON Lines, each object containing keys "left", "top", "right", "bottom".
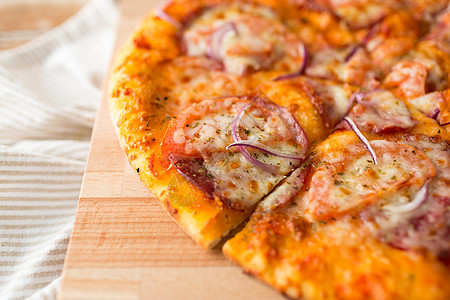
{"left": 58, "top": 1, "right": 285, "bottom": 299}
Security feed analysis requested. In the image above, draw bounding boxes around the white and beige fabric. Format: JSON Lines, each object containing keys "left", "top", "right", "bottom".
{"left": 0, "top": 0, "right": 119, "bottom": 298}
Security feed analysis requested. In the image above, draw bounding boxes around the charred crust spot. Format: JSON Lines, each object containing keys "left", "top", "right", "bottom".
{"left": 133, "top": 35, "right": 151, "bottom": 49}
{"left": 124, "top": 87, "right": 133, "bottom": 96}
{"left": 288, "top": 103, "right": 300, "bottom": 112}
{"left": 165, "top": 200, "right": 178, "bottom": 215}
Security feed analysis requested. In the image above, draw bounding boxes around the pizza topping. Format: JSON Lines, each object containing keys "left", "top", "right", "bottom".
{"left": 303, "top": 140, "right": 435, "bottom": 221}
{"left": 206, "top": 22, "right": 238, "bottom": 61}
{"left": 183, "top": 4, "right": 304, "bottom": 75}
{"left": 327, "top": 0, "right": 386, "bottom": 30}
{"left": 348, "top": 90, "right": 415, "bottom": 133}
{"left": 228, "top": 102, "right": 277, "bottom": 174}
{"left": 162, "top": 97, "right": 308, "bottom": 210}
{"left": 425, "top": 9, "right": 450, "bottom": 54}
{"left": 343, "top": 116, "right": 378, "bottom": 165}
{"left": 382, "top": 181, "right": 429, "bottom": 214}
{"left": 405, "top": 49, "right": 450, "bottom": 92}
{"left": 364, "top": 12, "right": 419, "bottom": 72}
{"left": 384, "top": 61, "right": 428, "bottom": 99}
{"left": 306, "top": 45, "right": 378, "bottom": 87}
{"left": 344, "top": 45, "right": 360, "bottom": 62}
{"left": 302, "top": 78, "right": 354, "bottom": 128}
{"left": 227, "top": 99, "right": 309, "bottom": 174}
{"left": 408, "top": 91, "right": 450, "bottom": 126}
{"left": 362, "top": 135, "right": 450, "bottom": 257}
{"left": 273, "top": 44, "right": 309, "bottom": 81}
{"left": 227, "top": 141, "right": 305, "bottom": 161}
{"left": 259, "top": 165, "right": 311, "bottom": 211}
{"left": 408, "top": 92, "right": 443, "bottom": 118}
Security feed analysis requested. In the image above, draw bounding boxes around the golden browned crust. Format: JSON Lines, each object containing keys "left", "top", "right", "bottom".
{"left": 223, "top": 209, "right": 450, "bottom": 300}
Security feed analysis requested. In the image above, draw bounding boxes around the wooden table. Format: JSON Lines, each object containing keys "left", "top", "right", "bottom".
{"left": 57, "top": 1, "right": 285, "bottom": 299}
{"left": 0, "top": 0, "right": 86, "bottom": 50}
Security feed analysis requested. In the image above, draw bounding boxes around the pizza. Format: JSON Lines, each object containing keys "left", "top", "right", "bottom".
{"left": 108, "top": 0, "right": 450, "bottom": 299}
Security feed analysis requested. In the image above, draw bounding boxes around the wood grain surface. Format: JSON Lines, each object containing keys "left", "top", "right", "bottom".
{"left": 58, "top": 1, "right": 285, "bottom": 299}
{"left": 0, "top": 0, "right": 87, "bottom": 49}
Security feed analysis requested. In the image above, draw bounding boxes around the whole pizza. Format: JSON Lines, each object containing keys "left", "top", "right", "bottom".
{"left": 108, "top": 0, "right": 450, "bottom": 299}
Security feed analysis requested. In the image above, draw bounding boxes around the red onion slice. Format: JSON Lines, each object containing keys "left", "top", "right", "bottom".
{"left": 427, "top": 108, "right": 450, "bottom": 126}
{"left": 155, "top": 1, "right": 182, "bottom": 29}
{"left": 344, "top": 116, "right": 378, "bottom": 165}
{"left": 361, "top": 15, "right": 385, "bottom": 46}
{"left": 345, "top": 91, "right": 365, "bottom": 115}
{"left": 273, "top": 43, "right": 308, "bottom": 81}
{"left": 354, "top": 91, "right": 379, "bottom": 107}
{"left": 429, "top": 108, "right": 441, "bottom": 119}
{"left": 230, "top": 103, "right": 278, "bottom": 174}
{"left": 256, "top": 98, "right": 309, "bottom": 149}
{"left": 383, "top": 181, "right": 429, "bottom": 214}
{"left": 344, "top": 45, "right": 361, "bottom": 63}
{"left": 207, "top": 22, "right": 238, "bottom": 60}
{"left": 226, "top": 141, "right": 304, "bottom": 160}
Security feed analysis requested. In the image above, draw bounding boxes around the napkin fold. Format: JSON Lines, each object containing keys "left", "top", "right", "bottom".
{"left": 0, "top": 0, "right": 119, "bottom": 299}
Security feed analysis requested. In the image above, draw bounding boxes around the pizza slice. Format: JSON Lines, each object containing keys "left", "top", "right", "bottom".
{"left": 224, "top": 127, "right": 450, "bottom": 299}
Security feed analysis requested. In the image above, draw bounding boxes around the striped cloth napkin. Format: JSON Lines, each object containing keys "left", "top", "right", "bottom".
{"left": 0, "top": 0, "right": 118, "bottom": 299}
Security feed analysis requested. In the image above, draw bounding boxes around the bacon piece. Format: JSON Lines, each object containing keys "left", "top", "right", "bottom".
{"left": 348, "top": 90, "right": 415, "bottom": 133}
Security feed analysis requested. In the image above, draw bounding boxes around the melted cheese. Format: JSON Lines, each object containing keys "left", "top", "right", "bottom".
{"left": 183, "top": 4, "right": 302, "bottom": 75}
{"left": 350, "top": 90, "right": 415, "bottom": 133}
{"left": 366, "top": 135, "right": 450, "bottom": 255}
{"left": 304, "top": 140, "right": 435, "bottom": 220}
{"left": 408, "top": 92, "right": 442, "bottom": 117}
{"left": 384, "top": 61, "right": 428, "bottom": 99}
{"left": 165, "top": 98, "right": 307, "bottom": 209}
